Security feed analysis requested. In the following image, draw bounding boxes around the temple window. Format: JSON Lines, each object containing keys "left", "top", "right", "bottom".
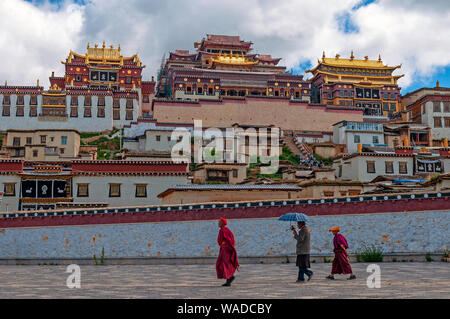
{"left": 3, "top": 95, "right": 10, "bottom": 105}
{"left": 61, "top": 136, "right": 68, "bottom": 145}
{"left": 354, "top": 135, "right": 360, "bottom": 143}
{"left": 109, "top": 183, "right": 121, "bottom": 197}
{"left": 75, "top": 75, "right": 82, "bottom": 82}
{"left": 71, "top": 96, "right": 78, "bottom": 106}
{"left": 186, "top": 85, "right": 192, "bottom": 94}
{"left": 77, "top": 184, "right": 89, "bottom": 197}
{"left": 97, "top": 97, "right": 105, "bottom": 107}
{"left": 26, "top": 137, "right": 32, "bottom": 144}
{"left": 208, "top": 87, "right": 214, "bottom": 95}
{"left": 3, "top": 183, "right": 16, "bottom": 197}
{"left": 399, "top": 162, "right": 408, "bottom": 174}
{"left": 3, "top": 105, "right": 11, "bottom": 116}
{"left": 434, "top": 117, "right": 442, "bottom": 127}
{"left": 113, "top": 98, "right": 120, "bottom": 108}
{"left": 17, "top": 95, "right": 24, "bottom": 105}
{"left": 70, "top": 107, "right": 78, "bottom": 118}
{"left": 383, "top": 102, "right": 389, "bottom": 111}
{"left": 84, "top": 107, "right": 92, "bottom": 118}
{"left": 97, "top": 107, "right": 105, "bottom": 118}
{"left": 13, "top": 137, "right": 20, "bottom": 146}
{"left": 126, "top": 110, "right": 133, "bottom": 120}
{"left": 126, "top": 99, "right": 133, "bottom": 109}
{"left": 84, "top": 96, "right": 92, "bottom": 106}
{"left": 444, "top": 117, "right": 450, "bottom": 127}
{"left": 197, "top": 86, "right": 203, "bottom": 95}
{"left": 135, "top": 184, "right": 147, "bottom": 198}
{"left": 143, "top": 95, "right": 150, "bottom": 103}
{"left": 126, "top": 77, "right": 132, "bottom": 84}
{"left": 366, "top": 161, "right": 376, "bottom": 174}
{"left": 443, "top": 101, "right": 450, "bottom": 112}
{"left": 113, "top": 109, "right": 120, "bottom": 120}
{"left": 30, "top": 95, "right": 37, "bottom": 105}
{"left": 16, "top": 106, "right": 24, "bottom": 117}
{"left": 40, "top": 135, "right": 46, "bottom": 144}
{"left": 433, "top": 101, "right": 441, "bottom": 112}
{"left": 274, "top": 90, "right": 279, "bottom": 97}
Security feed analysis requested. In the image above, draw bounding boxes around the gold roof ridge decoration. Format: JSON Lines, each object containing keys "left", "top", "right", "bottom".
{"left": 308, "top": 51, "right": 402, "bottom": 72}
{"left": 211, "top": 54, "right": 258, "bottom": 66}
{"left": 65, "top": 42, "right": 142, "bottom": 67}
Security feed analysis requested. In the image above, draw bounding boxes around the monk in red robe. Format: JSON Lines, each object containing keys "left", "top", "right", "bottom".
{"left": 216, "top": 217, "right": 239, "bottom": 286}
{"left": 326, "top": 226, "right": 356, "bottom": 280}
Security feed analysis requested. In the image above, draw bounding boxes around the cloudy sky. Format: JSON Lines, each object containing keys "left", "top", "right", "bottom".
{"left": 1, "top": 0, "right": 449, "bottom": 93}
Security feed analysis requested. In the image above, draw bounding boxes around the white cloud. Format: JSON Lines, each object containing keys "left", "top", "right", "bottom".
{"left": 0, "top": 0, "right": 84, "bottom": 87}
{"left": 1, "top": 0, "right": 449, "bottom": 91}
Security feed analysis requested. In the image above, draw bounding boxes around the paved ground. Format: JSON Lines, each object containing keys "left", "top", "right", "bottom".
{"left": 0, "top": 262, "right": 449, "bottom": 298}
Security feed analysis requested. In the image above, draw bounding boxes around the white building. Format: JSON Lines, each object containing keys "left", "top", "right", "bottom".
{"left": 0, "top": 160, "right": 190, "bottom": 212}
{"left": 333, "top": 121, "right": 385, "bottom": 154}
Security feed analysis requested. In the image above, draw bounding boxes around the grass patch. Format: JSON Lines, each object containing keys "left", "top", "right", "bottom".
{"left": 280, "top": 146, "right": 300, "bottom": 165}
{"left": 355, "top": 245, "right": 384, "bottom": 262}
{"left": 80, "top": 132, "right": 103, "bottom": 139}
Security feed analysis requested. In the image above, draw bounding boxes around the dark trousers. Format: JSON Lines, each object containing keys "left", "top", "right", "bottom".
{"left": 298, "top": 267, "right": 313, "bottom": 281}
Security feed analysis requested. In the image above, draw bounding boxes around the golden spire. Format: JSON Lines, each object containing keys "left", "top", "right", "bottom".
{"left": 37, "top": 79, "right": 40, "bottom": 87}
{"left": 364, "top": 56, "right": 369, "bottom": 61}
{"left": 322, "top": 51, "right": 326, "bottom": 62}
{"left": 378, "top": 54, "right": 382, "bottom": 62}
{"left": 87, "top": 42, "right": 90, "bottom": 50}
{"left": 118, "top": 44, "right": 121, "bottom": 52}
{"left": 102, "top": 41, "right": 106, "bottom": 49}
{"left": 4, "top": 80, "right": 7, "bottom": 86}
{"left": 335, "top": 53, "right": 340, "bottom": 59}
{"left": 94, "top": 43, "right": 98, "bottom": 48}
{"left": 436, "top": 80, "right": 440, "bottom": 88}
{"left": 350, "top": 50, "right": 354, "bottom": 60}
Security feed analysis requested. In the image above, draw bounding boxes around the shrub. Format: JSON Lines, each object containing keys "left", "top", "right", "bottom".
{"left": 355, "top": 245, "right": 384, "bottom": 262}
{"left": 425, "top": 253, "right": 433, "bottom": 262}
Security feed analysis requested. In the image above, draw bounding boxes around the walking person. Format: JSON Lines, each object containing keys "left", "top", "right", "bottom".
{"left": 326, "top": 226, "right": 356, "bottom": 280}
{"left": 216, "top": 217, "right": 239, "bottom": 287}
{"left": 291, "top": 221, "right": 313, "bottom": 283}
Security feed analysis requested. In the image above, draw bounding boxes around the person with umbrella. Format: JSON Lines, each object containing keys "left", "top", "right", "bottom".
{"left": 326, "top": 226, "right": 356, "bottom": 280}
{"left": 279, "top": 213, "right": 313, "bottom": 283}
{"left": 216, "top": 217, "right": 239, "bottom": 287}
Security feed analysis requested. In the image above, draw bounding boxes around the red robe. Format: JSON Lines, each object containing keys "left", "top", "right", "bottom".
{"left": 216, "top": 226, "right": 239, "bottom": 279}
{"left": 331, "top": 233, "right": 353, "bottom": 275}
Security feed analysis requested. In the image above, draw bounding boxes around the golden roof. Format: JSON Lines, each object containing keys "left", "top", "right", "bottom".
{"left": 65, "top": 42, "right": 142, "bottom": 67}
{"left": 307, "top": 52, "right": 401, "bottom": 73}
{"left": 211, "top": 54, "right": 258, "bottom": 66}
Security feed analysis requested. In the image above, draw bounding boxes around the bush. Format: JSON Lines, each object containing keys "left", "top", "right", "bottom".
{"left": 355, "top": 245, "right": 384, "bottom": 262}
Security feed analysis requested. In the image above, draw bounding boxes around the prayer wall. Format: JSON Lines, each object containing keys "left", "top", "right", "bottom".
{"left": 0, "top": 192, "right": 448, "bottom": 261}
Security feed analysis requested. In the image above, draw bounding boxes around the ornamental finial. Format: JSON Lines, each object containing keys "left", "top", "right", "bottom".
{"left": 378, "top": 54, "right": 382, "bottom": 62}
{"left": 322, "top": 51, "right": 325, "bottom": 61}
{"left": 350, "top": 50, "right": 354, "bottom": 60}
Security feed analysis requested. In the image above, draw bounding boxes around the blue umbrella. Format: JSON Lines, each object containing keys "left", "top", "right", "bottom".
{"left": 278, "top": 212, "right": 309, "bottom": 223}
